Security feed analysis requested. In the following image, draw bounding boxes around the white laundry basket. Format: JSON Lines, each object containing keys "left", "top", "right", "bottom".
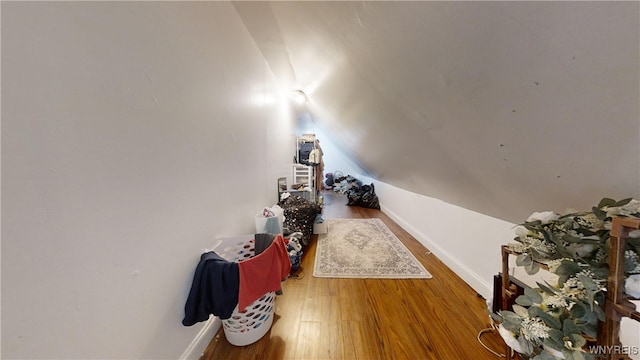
{"left": 213, "top": 235, "right": 276, "bottom": 346}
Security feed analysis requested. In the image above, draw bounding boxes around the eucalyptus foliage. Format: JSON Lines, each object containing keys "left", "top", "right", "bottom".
{"left": 495, "top": 198, "right": 640, "bottom": 360}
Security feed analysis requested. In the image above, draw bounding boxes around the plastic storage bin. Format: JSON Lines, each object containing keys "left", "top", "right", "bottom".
{"left": 212, "top": 235, "right": 276, "bottom": 346}
{"left": 254, "top": 205, "right": 284, "bottom": 234}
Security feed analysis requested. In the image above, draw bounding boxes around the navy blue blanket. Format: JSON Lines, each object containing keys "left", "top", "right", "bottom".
{"left": 182, "top": 251, "right": 239, "bottom": 325}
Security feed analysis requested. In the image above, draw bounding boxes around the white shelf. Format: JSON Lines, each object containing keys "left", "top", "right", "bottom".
{"left": 292, "top": 164, "right": 315, "bottom": 202}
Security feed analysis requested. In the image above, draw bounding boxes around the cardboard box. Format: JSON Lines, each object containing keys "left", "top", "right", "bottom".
{"left": 313, "top": 221, "right": 328, "bottom": 234}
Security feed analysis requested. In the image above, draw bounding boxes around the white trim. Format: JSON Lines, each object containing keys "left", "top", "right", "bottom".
{"left": 380, "top": 204, "right": 493, "bottom": 300}
{"left": 178, "top": 317, "right": 221, "bottom": 360}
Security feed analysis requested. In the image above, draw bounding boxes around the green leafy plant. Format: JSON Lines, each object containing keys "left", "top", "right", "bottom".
{"left": 495, "top": 198, "right": 640, "bottom": 360}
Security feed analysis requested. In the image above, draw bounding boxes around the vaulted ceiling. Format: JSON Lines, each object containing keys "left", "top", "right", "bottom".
{"left": 235, "top": 1, "right": 640, "bottom": 223}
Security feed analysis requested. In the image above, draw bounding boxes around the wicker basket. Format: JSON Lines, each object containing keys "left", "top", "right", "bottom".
{"left": 213, "top": 235, "right": 276, "bottom": 346}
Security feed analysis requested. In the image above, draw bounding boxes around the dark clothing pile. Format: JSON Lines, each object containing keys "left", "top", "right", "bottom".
{"left": 346, "top": 183, "right": 381, "bottom": 210}
{"left": 279, "top": 194, "right": 322, "bottom": 246}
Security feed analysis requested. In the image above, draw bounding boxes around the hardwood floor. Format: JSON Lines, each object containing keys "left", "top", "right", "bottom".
{"left": 201, "top": 190, "right": 505, "bottom": 360}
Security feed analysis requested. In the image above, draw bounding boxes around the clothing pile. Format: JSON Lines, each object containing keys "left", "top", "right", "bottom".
{"left": 285, "top": 232, "right": 304, "bottom": 271}
{"left": 328, "top": 174, "right": 381, "bottom": 209}
{"left": 279, "top": 194, "right": 322, "bottom": 246}
{"left": 346, "top": 183, "right": 381, "bottom": 210}
{"left": 332, "top": 174, "right": 361, "bottom": 194}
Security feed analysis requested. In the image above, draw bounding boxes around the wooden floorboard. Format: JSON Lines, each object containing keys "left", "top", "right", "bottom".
{"left": 201, "top": 190, "right": 505, "bottom": 360}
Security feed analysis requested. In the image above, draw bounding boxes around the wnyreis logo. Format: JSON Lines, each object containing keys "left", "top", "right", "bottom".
{"left": 588, "top": 345, "right": 639, "bottom": 356}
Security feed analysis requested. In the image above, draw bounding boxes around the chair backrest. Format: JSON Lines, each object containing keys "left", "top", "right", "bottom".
{"left": 277, "top": 177, "right": 287, "bottom": 203}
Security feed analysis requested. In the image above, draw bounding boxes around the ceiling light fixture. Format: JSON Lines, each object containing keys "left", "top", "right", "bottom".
{"left": 291, "top": 89, "right": 308, "bottom": 105}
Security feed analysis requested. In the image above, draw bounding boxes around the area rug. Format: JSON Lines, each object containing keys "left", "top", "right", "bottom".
{"left": 313, "top": 218, "right": 432, "bottom": 279}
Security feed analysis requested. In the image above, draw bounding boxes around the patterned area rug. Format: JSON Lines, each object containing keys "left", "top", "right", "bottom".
{"left": 313, "top": 218, "right": 432, "bottom": 279}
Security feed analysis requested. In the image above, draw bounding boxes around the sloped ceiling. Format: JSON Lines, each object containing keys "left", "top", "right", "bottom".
{"left": 235, "top": 1, "right": 639, "bottom": 223}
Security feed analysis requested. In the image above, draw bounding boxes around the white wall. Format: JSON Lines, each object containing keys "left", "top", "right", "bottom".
{"left": 2, "top": 2, "right": 295, "bottom": 359}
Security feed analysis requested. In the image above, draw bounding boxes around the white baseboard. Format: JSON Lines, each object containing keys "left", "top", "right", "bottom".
{"left": 380, "top": 204, "right": 493, "bottom": 300}
{"left": 178, "top": 317, "right": 221, "bottom": 360}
